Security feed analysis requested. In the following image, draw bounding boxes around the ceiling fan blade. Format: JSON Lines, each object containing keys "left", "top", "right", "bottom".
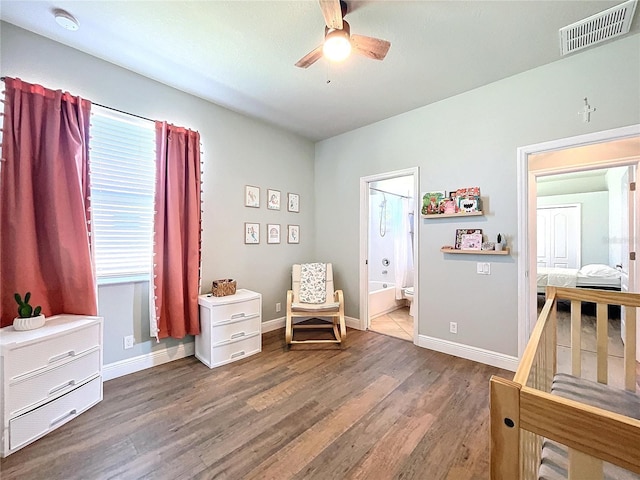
{"left": 295, "top": 45, "right": 324, "bottom": 68}
{"left": 319, "top": 0, "right": 343, "bottom": 29}
{"left": 351, "top": 34, "right": 391, "bottom": 61}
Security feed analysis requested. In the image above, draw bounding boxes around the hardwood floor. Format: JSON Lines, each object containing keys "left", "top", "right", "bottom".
{"left": 0, "top": 328, "right": 510, "bottom": 480}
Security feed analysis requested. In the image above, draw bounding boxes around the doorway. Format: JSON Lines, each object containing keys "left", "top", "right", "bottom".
{"left": 517, "top": 125, "right": 640, "bottom": 360}
{"left": 359, "top": 168, "right": 419, "bottom": 343}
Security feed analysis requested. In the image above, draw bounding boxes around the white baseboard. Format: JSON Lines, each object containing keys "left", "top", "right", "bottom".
{"left": 345, "top": 316, "right": 364, "bottom": 330}
{"left": 417, "top": 335, "right": 518, "bottom": 371}
{"left": 103, "top": 341, "right": 195, "bottom": 381}
{"left": 262, "top": 316, "right": 286, "bottom": 333}
{"left": 261, "top": 315, "right": 363, "bottom": 333}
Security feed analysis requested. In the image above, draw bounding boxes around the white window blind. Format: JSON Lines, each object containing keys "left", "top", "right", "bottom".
{"left": 89, "top": 106, "right": 156, "bottom": 282}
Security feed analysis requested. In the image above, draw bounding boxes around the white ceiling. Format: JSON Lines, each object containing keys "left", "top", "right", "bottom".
{"left": 1, "top": 1, "right": 638, "bottom": 141}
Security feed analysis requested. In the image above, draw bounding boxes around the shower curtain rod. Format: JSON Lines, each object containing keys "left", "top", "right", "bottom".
{"left": 370, "top": 187, "right": 412, "bottom": 199}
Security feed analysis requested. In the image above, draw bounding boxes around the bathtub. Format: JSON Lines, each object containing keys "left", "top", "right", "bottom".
{"left": 368, "top": 281, "right": 404, "bottom": 319}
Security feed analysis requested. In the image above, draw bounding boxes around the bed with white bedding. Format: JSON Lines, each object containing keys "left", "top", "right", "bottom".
{"left": 537, "top": 264, "right": 621, "bottom": 293}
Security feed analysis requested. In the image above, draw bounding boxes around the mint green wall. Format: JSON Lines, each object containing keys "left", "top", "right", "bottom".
{"left": 314, "top": 34, "right": 640, "bottom": 356}
{"left": 1, "top": 22, "right": 316, "bottom": 364}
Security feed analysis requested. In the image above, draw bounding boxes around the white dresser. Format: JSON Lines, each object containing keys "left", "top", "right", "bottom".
{"left": 0, "top": 314, "right": 103, "bottom": 457}
{"left": 195, "top": 289, "right": 262, "bottom": 368}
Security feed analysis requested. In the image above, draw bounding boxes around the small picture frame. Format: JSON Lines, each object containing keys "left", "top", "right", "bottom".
{"left": 460, "top": 233, "right": 483, "bottom": 250}
{"left": 287, "top": 193, "right": 300, "bottom": 213}
{"left": 455, "top": 228, "right": 482, "bottom": 249}
{"left": 244, "top": 222, "right": 260, "bottom": 244}
{"left": 267, "top": 189, "right": 281, "bottom": 210}
{"left": 245, "top": 185, "right": 260, "bottom": 208}
{"left": 287, "top": 225, "right": 300, "bottom": 244}
{"left": 267, "top": 224, "right": 280, "bottom": 244}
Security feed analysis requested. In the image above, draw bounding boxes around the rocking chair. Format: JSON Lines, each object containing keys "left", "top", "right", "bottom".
{"left": 285, "top": 263, "right": 346, "bottom": 346}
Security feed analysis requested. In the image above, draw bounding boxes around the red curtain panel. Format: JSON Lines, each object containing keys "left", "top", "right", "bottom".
{"left": 152, "top": 122, "right": 202, "bottom": 339}
{"left": 0, "top": 78, "right": 97, "bottom": 327}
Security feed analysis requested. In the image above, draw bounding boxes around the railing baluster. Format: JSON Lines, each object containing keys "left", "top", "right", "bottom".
{"left": 571, "top": 300, "right": 582, "bottom": 377}
{"left": 596, "top": 303, "right": 608, "bottom": 384}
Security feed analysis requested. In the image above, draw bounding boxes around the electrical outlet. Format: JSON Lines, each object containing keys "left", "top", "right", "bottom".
{"left": 275, "top": 302, "right": 281, "bottom": 313}
{"left": 449, "top": 322, "right": 458, "bottom": 334}
{"left": 124, "top": 335, "right": 134, "bottom": 349}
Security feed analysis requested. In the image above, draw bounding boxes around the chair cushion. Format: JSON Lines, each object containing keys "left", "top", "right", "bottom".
{"left": 291, "top": 301, "right": 340, "bottom": 312}
{"left": 292, "top": 263, "right": 335, "bottom": 303}
{"left": 299, "top": 263, "right": 327, "bottom": 303}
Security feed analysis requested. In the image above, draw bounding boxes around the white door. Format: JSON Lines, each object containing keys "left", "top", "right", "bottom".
{"left": 537, "top": 205, "right": 581, "bottom": 268}
{"left": 620, "top": 166, "right": 637, "bottom": 353}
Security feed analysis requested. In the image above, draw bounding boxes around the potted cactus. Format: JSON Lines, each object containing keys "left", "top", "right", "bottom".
{"left": 496, "top": 233, "right": 504, "bottom": 251}
{"left": 13, "top": 292, "right": 45, "bottom": 331}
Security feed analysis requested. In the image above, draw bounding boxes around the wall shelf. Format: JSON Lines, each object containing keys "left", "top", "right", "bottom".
{"left": 440, "top": 247, "right": 510, "bottom": 256}
{"left": 423, "top": 211, "right": 483, "bottom": 219}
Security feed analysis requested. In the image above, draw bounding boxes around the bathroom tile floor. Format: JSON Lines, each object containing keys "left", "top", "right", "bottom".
{"left": 369, "top": 306, "right": 413, "bottom": 342}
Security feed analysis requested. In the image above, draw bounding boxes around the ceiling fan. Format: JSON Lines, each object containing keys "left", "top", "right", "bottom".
{"left": 295, "top": 0, "right": 391, "bottom": 68}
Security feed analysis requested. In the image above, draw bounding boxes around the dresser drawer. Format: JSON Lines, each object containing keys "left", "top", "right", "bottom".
{"left": 196, "top": 333, "right": 261, "bottom": 368}
{"left": 207, "top": 298, "right": 261, "bottom": 324}
{"left": 211, "top": 315, "right": 261, "bottom": 345}
{"left": 7, "top": 348, "right": 101, "bottom": 417}
{"left": 9, "top": 376, "right": 102, "bottom": 451}
{"left": 6, "top": 322, "right": 101, "bottom": 380}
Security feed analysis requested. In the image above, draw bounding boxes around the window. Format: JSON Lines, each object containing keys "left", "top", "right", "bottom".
{"left": 89, "top": 106, "right": 156, "bottom": 283}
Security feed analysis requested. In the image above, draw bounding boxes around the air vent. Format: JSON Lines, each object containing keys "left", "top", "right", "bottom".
{"left": 559, "top": 0, "right": 637, "bottom": 55}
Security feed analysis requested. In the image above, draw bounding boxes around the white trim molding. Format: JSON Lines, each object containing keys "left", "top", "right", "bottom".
{"left": 418, "top": 335, "right": 518, "bottom": 372}
{"left": 103, "top": 341, "right": 195, "bottom": 381}
{"left": 261, "top": 315, "right": 364, "bottom": 333}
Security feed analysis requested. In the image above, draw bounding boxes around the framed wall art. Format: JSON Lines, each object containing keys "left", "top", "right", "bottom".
{"left": 287, "top": 225, "right": 300, "bottom": 244}
{"left": 267, "top": 224, "right": 280, "bottom": 244}
{"left": 244, "top": 222, "right": 260, "bottom": 244}
{"left": 287, "top": 193, "right": 300, "bottom": 213}
{"left": 267, "top": 189, "right": 281, "bottom": 210}
{"left": 245, "top": 185, "right": 260, "bottom": 208}
{"left": 454, "top": 228, "right": 482, "bottom": 249}
{"left": 460, "top": 233, "right": 482, "bottom": 250}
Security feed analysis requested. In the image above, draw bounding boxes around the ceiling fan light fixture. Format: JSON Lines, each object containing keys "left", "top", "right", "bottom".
{"left": 323, "top": 28, "right": 351, "bottom": 62}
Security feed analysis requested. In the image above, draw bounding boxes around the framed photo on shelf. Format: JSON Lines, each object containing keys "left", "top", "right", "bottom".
{"left": 287, "top": 225, "right": 300, "bottom": 244}
{"left": 287, "top": 193, "right": 300, "bottom": 213}
{"left": 245, "top": 185, "right": 260, "bottom": 208}
{"left": 460, "top": 233, "right": 482, "bottom": 250}
{"left": 244, "top": 222, "right": 260, "bottom": 244}
{"left": 267, "top": 224, "right": 280, "bottom": 244}
{"left": 267, "top": 189, "right": 281, "bottom": 210}
{"left": 454, "top": 228, "right": 482, "bottom": 249}
{"left": 422, "top": 191, "right": 446, "bottom": 215}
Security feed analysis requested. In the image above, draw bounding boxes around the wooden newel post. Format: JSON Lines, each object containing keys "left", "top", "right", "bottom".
{"left": 490, "top": 376, "right": 521, "bottom": 480}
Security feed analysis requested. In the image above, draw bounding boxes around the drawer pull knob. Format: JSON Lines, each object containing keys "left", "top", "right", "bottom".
{"left": 230, "top": 331, "right": 246, "bottom": 339}
{"left": 230, "top": 313, "right": 246, "bottom": 319}
{"left": 49, "top": 380, "right": 76, "bottom": 396}
{"left": 230, "top": 350, "right": 245, "bottom": 359}
{"left": 50, "top": 409, "right": 77, "bottom": 427}
{"left": 48, "top": 350, "right": 76, "bottom": 364}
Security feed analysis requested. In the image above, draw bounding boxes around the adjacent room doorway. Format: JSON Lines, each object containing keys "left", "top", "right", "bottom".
{"left": 359, "top": 168, "right": 419, "bottom": 343}
{"left": 517, "top": 125, "right": 640, "bottom": 360}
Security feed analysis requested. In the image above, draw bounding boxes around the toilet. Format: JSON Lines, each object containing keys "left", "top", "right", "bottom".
{"left": 402, "top": 287, "right": 414, "bottom": 317}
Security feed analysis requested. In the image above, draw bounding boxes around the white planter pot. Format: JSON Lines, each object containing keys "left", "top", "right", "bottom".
{"left": 13, "top": 314, "right": 46, "bottom": 331}
{"left": 495, "top": 243, "right": 504, "bottom": 251}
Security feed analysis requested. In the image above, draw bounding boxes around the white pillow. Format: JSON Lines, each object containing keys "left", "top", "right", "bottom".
{"left": 578, "top": 264, "right": 620, "bottom": 278}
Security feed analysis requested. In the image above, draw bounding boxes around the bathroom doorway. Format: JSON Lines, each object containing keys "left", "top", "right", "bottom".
{"left": 359, "top": 168, "right": 419, "bottom": 343}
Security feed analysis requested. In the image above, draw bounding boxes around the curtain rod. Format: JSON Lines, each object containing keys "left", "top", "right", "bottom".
{"left": 1, "top": 76, "right": 156, "bottom": 123}
{"left": 370, "top": 187, "right": 411, "bottom": 199}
